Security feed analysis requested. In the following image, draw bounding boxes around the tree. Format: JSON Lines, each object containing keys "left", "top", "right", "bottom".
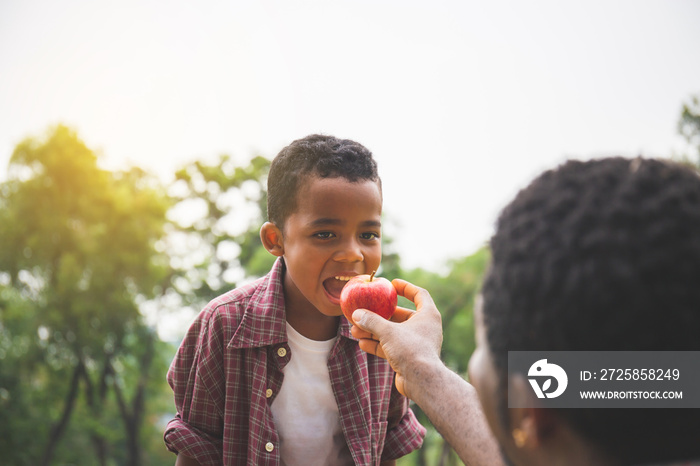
{"left": 0, "top": 125, "right": 172, "bottom": 465}
{"left": 165, "top": 154, "right": 273, "bottom": 310}
{"left": 678, "top": 94, "right": 700, "bottom": 167}
{"left": 0, "top": 285, "right": 49, "bottom": 465}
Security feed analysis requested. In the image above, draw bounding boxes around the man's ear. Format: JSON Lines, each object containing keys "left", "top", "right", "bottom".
{"left": 508, "top": 374, "right": 558, "bottom": 449}
{"left": 260, "top": 222, "right": 284, "bottom": 257}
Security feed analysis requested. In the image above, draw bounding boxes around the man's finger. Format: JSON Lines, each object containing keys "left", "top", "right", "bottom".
{"left": 391, "top": 307, "right": 415, "bottom": 323}
{"left": 350, "top": 325, "right": 373, "bottom": 340}
{"left": 357, "top": 337, "right": 387, "bottom": 359}
{"left": 394, "top": 373, "right": 407, "bottom": 398}
{"left": 392, "top": 279, "right": 435, "bottom": 310}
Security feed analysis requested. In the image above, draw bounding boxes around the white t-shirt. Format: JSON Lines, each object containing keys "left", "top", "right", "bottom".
{"left": 270, "top": 322, "right": 354, "bottom": 466}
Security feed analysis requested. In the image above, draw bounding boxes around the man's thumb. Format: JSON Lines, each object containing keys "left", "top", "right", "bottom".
{"left": 352, "top": 309, "right": 388, "bottom": 334}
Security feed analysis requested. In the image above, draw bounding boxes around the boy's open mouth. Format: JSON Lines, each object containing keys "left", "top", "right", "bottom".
{"left": 323, "top": 276, "right": 353, "bottom": 300}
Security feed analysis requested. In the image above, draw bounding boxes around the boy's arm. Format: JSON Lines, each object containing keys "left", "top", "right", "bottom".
{"left": 165, "top": 312, "right": 226, "bottom": 463}
{"left": 380, "top": 460, "right": 396, "bottom": 466}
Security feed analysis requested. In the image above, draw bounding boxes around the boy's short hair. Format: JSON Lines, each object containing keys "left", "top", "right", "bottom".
{"left": 481, "top": 157, "right": 700, "bottom": 463}
{"left": 267, "top": 134, "right": 381, "bottom": 228}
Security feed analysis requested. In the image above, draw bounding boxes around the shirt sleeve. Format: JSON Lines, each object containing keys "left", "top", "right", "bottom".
{"left": 381, "top": 383, "right": 426, "bottom": 460}
{"left": 164, "top": 309, "right": 227, "bottom": 465}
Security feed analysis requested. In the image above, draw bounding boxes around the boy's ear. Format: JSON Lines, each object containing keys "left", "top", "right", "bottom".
{"left": 260, "top": 222, "right": 284, "bottom": 256}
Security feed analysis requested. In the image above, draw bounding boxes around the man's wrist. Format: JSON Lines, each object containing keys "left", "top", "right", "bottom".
{"left": 402, "top": 353, "right": 447, "bottom": 401}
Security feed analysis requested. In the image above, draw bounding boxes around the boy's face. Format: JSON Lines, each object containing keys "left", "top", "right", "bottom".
{"left": 280, "top": 175, "right": 383, "bottom": 319}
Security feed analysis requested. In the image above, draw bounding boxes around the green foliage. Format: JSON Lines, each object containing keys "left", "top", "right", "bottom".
{"left": 0, "top": 286, "right": 52, "bottom": 465}
{"left": 3, "top": 126, "right": 170, "bottom": 345}
{"left": 0, "top": 125, "right": 174, "bottom": 465}
{"left": 166, "top": 153, "right": 271, "bottom": 305}
{"left": 678, "top": 94, "right": 700, "bottom": 168}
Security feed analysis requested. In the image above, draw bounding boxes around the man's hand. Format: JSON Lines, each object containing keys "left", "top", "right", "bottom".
{"left": 350, "top": 279, "right": 443, "bottom": 399}
{"left": 352, "top": 279, "right": 503, "bottom": 466}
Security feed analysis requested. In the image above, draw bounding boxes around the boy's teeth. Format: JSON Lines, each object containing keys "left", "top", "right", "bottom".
{"left": 335, "top": 276, "right": 353, "bottom": 281}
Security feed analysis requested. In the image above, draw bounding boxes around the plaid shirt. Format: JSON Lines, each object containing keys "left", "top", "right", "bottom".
{"left": 164, "top": 258, "right": 425, "bottom": 465}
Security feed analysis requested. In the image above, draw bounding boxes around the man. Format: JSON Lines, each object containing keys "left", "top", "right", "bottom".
{"left": 352, "top": 157, "right": 700, "bottom": 465}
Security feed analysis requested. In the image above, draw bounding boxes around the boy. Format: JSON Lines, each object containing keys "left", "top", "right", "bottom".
{"left": 164, "top": 134, "right": 425, "bottom": 465}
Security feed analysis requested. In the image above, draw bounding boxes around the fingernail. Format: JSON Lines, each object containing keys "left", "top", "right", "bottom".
{"left": 352, "top": 309, "right": 366, "bottom": 323}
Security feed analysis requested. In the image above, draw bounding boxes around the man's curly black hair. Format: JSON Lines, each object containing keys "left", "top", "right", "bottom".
{"left": 481, "top": 157, "right": 700, "bottom": 464}
{"left": 266, "top": 134, "right": 381, "bottom": 229}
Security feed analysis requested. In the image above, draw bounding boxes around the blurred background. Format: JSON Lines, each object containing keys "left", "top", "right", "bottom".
{"left": 1, "top": 1, "right": 699, "bottom": 464}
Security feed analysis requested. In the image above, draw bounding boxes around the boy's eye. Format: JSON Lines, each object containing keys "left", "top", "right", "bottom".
{"left": 360, "top": 232, "right": 380, "bottom": 240}
{"left": 314, "top": 232, "right": 335, "bottom": 239}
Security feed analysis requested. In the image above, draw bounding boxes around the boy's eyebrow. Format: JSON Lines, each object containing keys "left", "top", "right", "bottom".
{"left": 361, "top": 220, "right": 382, "bottom": 228}
{"left": 309, "top": 218, "right": 382, "bottom": 228}
{"left": 309, "top": 218, "right": 342, "bottom": 227}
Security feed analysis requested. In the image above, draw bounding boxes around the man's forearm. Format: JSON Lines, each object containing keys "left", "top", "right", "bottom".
{"left": 407, "top": 363, "right": 504, "bottom": 466}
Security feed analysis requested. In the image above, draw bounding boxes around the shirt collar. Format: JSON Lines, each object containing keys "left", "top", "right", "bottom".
{"left": 227, "top": 257, "right": 354, "bottom": 350}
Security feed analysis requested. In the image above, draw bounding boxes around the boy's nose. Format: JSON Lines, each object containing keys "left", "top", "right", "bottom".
{"left": 335, "top": 238, "right": 364, "bottom": 262}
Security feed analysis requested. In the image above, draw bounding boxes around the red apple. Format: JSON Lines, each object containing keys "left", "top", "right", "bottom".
{"left": 340, "top": 271, "right": 397, "bottom": 323}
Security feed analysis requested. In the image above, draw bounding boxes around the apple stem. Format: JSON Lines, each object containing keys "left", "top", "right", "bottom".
{"left": 370, "top": 270, "right": 376, "bottom": 281}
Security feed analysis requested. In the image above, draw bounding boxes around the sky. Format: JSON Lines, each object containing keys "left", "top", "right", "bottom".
{"left": 1, "top": 0, "right": 699, "bottom": 272}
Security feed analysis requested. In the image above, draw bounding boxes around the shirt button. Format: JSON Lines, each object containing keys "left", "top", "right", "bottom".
{"left": 266, "top": 388, "right": 273, "bottom": 398}
{"left": 277, "top": 347, "right": 287, "bottom": 357}
{"left": 265, "top": 442, "right": 274, "bottom": 452}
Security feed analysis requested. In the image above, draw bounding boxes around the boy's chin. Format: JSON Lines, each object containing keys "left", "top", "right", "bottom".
{"left": 316, "top": 301, "right": 344, "bottom": 318}
{"left": 320, "top": 306, "right": 344, "bottom": 318}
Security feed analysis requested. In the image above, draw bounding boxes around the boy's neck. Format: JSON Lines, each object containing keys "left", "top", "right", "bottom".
{"left": 285, "top": 310, "right": 340, "bottom": 341}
